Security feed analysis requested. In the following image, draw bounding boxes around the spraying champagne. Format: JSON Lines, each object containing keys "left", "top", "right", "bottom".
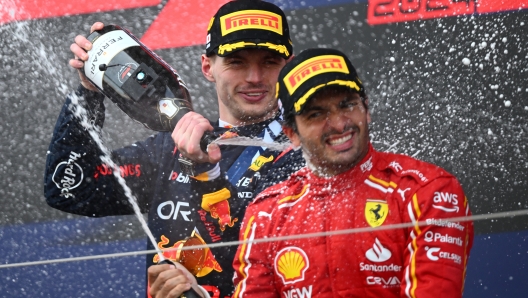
{"left": 83, "top": 25, "right": 208, "bottom": 297}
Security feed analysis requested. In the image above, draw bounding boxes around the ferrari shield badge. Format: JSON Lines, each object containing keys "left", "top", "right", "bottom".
{"left": 365, "top": 199, "right": 388, "bottom": 228}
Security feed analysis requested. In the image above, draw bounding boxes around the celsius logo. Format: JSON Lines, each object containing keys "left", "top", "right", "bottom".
{"left": 52, "top": 151, "right": 84, "bottom": 198}
{"left": 425, "top": 246, "right": 462, "bottom": 264}
{"left": 365, "top": 238, "right": 392, "bottom": 262}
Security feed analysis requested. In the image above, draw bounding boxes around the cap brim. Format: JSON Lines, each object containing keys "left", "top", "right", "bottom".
{"left": 212, "top": 39, "right": 291, "bottom": 59}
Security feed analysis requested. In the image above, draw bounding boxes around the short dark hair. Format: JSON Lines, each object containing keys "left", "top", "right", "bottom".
{"left": 281, "top": 88, "right": 369, "bottom": 130}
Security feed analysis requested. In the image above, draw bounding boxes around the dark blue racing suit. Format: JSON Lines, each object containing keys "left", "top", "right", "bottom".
{"left": 44, "top": 85, "right": 304, "bottom": 298}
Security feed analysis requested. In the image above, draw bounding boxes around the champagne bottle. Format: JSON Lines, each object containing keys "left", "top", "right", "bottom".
{"left": 83, "top": 25, "right": 215, "bottom": 151}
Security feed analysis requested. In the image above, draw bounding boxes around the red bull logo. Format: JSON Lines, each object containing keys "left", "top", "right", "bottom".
{"left": 208, "top": 200, "right": 238, "bottom": 232}
{"left": 220, "top": 10, "right": 282, "bottom": 36}
{"left": 202, "top": 188, "right": 238, "bottom": 231}
{"left": 153, "top": 233, "right": 222, "bottom": 277}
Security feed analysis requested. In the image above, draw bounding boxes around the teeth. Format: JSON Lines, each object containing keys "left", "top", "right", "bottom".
{"left": 328, "top": 134, "right": 352, "bottom": 146}
{"left": 246, "top": 92, "right": 263, "bottom": 96}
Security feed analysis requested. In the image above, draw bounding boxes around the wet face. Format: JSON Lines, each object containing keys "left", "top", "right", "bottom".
{"left": 284, "top": 89, "right": 371, "bottom": 177}
{"left": 202, "top": 49, "right": 287, "bottom": 126}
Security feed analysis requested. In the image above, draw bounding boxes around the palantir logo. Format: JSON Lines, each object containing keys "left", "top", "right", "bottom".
{"left": 365, "top": 238, "right": 392, "bottom": 262}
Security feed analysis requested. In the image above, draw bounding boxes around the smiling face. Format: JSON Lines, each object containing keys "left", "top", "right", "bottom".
{"left": 202, "top": 49, "right": 288, "bottom": 126}
{"left": 283, "top": 88, "right": 371, "bottom": 177}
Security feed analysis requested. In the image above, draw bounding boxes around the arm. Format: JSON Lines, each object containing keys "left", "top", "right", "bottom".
{"left": 402, "top": 177, "right": 474, "bottom": 298}
{"left": 44, "top": 21, "right": 164, "bottom": 216}
{"left": 43, "top": 85, "right": 158, "bottom": 216}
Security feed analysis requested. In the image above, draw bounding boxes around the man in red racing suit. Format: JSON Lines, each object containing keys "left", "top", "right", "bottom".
{"left": 232, "top": 48, "right": 473, "bottom": 297}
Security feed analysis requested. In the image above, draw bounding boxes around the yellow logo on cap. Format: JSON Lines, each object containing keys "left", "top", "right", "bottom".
{"left": 365, "top": 199, "right": 388, "bottom": 228}
{"left": 283, "top": 55, "right": 349, "bottom": 95}
{"left": 220, "top": 10, "right": 282, "bottom": 36}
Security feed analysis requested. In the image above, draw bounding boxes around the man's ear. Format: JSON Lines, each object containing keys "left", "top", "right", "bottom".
{"left": 283, "top": 125, "right": 301, "bottom": 148}
{"left": 201, "top": 54, "right": 215, "bottom": 83}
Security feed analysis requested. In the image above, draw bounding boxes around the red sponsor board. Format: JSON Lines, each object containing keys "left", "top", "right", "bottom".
{"left": 477, "top": 0, "right": 527, "bottom": 13}
{"left": 368, "top": 0, "right": 527, "bottom": 25}
{"left": 2, "top": 0, "right": 526, "bottom": 48}
{"left": 367, "top": 0, "right": 476, "bottom": 25}
{"left": 140, "top": 0, "right": 228, "bottom": 49}
{"left": 0, "top": 0, "right": 160, "bottom": 25}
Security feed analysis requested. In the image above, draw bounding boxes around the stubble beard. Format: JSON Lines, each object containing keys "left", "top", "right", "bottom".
{"left": 223, "top": 93, "right": 278, "bottom": 124}
{"left": 302, "top": 125, "right": 368, "bottom": 177}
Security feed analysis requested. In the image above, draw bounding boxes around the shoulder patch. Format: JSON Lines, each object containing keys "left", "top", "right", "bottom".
{"left": 377, "top": 152, "right": 454, "bottom": 186}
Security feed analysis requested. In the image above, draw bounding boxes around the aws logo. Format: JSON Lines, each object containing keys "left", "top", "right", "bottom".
{"left": 432, "top": 191, "right": 460, "bottom": 213}
{"left": 275, "top": 246, "right": 309, "bottom": 284}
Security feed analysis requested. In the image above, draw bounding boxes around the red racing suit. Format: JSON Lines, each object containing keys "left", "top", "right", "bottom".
{"left": 233, "top": 144, "right": 473, "bottom": 298}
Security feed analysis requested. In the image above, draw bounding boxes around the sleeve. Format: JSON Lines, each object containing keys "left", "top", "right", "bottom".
{"left": 232, "top": 199, "right": 278, "bottom": 298}
{"left": 401, "top": 176, "right": 474, "bottom": 298}
{"left": 44, "top": 85, "right": 158, "bottom": 217}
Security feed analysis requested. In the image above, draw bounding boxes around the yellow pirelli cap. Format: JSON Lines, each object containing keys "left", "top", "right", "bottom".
{"left": 277, "top": 48, "right": 365, "bottom": 115}
{"left": 205, "top": 0, "right": 292, "bottom": 59}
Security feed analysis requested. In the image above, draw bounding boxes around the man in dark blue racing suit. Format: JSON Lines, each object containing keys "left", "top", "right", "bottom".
{"left": 44, "top": 1, "right": 304, "bottom": 297}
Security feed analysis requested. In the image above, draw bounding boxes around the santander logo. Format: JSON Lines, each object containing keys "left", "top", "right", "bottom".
{"left": 365, "top": 238, "right": 392, "bottom": 262}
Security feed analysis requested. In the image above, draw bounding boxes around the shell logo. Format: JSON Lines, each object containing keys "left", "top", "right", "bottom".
{"left": 274, "top": 246, "right": 309, "bottom": 284}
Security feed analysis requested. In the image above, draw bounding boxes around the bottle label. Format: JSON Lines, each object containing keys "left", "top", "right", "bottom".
{"left": 84, "top": 30, "right": 139, "bottom": 90}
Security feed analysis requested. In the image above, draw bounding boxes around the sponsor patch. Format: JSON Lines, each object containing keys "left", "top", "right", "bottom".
{"left": 283, "top": 55, "right": 349, "bottom": 95}
{"left": 52, "top": 151, "right": 83, "bottom": 198}
{"left": 365, "top": 199, "right": 388, "bottom": 227}
{"left": 158, "top": 99, "right": 179, "bottom": 118}
{"left": 275, "top": 246, "right": 309, "bottom": 284}
{"left": 366, "top": 276, "right": 400, "bottom": 287}
{"left": 220, "top": 9, "right": 282, "bottom": 36}
{"left": 425, "top": 246, "right": 462, "bottom": 264}
{"left": 249, "top": 155, "right": 274, "bottom": 171}
{"left": 365, "top": 238, "right": 392, "bottom": 262}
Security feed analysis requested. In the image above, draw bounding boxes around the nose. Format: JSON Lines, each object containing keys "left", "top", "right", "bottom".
{"left": 325, "top": 110, "right": 349, "bottom": 132}
{"left": 245, "top": 63, "right": 263, "bottom": 84}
